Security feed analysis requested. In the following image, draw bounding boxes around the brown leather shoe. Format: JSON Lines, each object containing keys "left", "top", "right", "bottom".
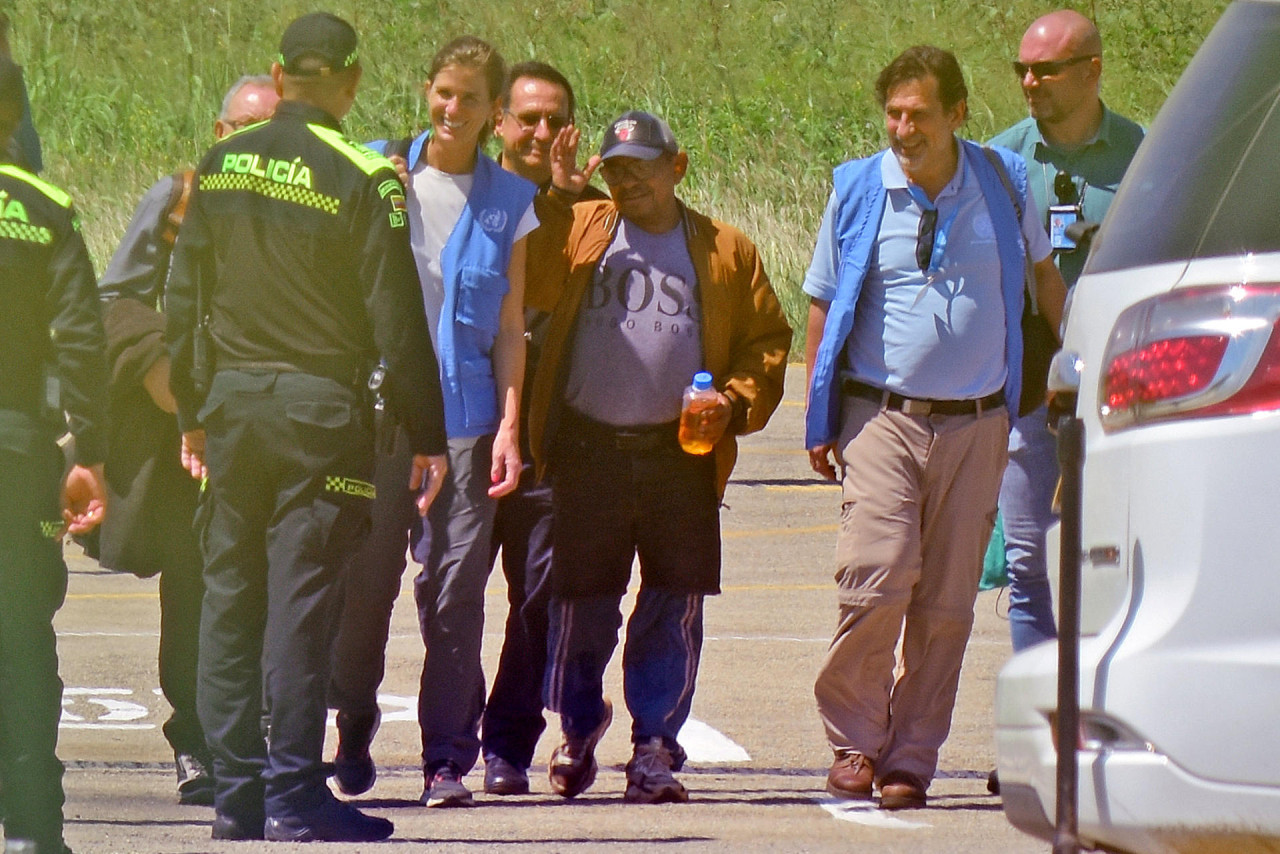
{"left": 826, "top": 751, "right": 874, "bottom": 800}
{"left": 878, "top": 770, "right": 928, "bottom": 810}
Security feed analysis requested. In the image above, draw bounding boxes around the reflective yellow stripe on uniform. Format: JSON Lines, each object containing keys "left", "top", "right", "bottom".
{"left": 324, "top": 476, "right": 376, "bottom": 499}
{"left": 200, "top": 172, "right": 341, "bottom": 214}
{"left": 307, "top": 124, "right": 397, "bottom": 177}
{"left": 0, "top": 164, "right": 72, "bottom": 208}
{"left": 0, "top": 219, "right": 53, "bottom": 244}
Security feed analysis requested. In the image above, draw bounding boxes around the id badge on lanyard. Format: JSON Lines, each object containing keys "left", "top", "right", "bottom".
{"left": 1049, "top": 203, "right": 1081, "bottom": 251}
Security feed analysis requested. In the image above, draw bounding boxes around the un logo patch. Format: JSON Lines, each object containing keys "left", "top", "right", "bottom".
{"left": 479, "top": 208, "right": 508, "bottom": 233}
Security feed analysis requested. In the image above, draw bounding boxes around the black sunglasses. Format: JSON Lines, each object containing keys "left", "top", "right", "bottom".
{"left": 1054, "top": 171, "right": 1080, "bottom": 205}
{"left": 1011, "top": 55, "right": 1097, "bottom": 79}
{"left": 504, "top": 109, "right": 570, "bottom": 133}
{"left": 916, "top": 207, "right": 939, "bottom": 272}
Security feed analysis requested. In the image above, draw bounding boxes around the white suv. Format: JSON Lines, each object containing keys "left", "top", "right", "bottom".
{"left": 995, "top": 1, "right": 1280, "bottom": 851}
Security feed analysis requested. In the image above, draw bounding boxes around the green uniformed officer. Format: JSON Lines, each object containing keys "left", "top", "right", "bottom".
{"left": 165, "top": 13, "right": 448, "bottom": 844}
{"left": 0, "top": 55, "right": 108, "bottom": 854}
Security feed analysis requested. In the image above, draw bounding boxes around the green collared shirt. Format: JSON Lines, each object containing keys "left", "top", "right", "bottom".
{"left": 990, "top": 105, "right": 1145, "bottom": 286}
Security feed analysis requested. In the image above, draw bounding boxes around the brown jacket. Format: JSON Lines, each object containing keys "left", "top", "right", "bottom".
{"left": 525, "top": 198, "right": 792, "bottom": 497}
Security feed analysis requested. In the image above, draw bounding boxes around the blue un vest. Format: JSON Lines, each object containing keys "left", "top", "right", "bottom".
{"left": 804, "top": 141, "right": 1028, "bottom": 448}
{"left": 369, "top": 133, "right": 537, "bottom": 438}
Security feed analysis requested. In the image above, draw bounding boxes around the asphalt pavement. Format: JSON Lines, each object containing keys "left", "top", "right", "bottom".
{"left": 50, "top": 364, "right": 1046, "bottom": 853}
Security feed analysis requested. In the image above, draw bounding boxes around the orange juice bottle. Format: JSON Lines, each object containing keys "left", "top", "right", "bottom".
{"left": 678, "top": 371, "right": 719, "bottom": 455}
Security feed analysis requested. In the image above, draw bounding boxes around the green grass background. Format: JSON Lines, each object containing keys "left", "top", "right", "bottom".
{"left": 12, "top": 0, "right": 1228, "bottom": 345}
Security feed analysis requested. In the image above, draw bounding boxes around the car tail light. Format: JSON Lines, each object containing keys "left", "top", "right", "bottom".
{"left": 1099, "top": 284, "right": 1280, "bottom": 431}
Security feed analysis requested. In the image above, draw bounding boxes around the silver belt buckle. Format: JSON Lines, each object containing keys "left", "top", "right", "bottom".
{"left": 901, "top": 398, "right": 933, "bottom": 416}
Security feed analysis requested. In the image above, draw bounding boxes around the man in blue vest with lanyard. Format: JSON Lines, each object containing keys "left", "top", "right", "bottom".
{"left": 804, "top": 45, "right": 1066, "bottom": 810}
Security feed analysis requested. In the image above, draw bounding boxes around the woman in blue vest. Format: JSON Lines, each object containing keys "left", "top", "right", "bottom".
{"left": 329, "top": 35, "right": 538, "bottom": 809}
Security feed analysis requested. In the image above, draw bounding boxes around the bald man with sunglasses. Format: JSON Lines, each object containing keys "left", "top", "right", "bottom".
{"left": 989, "top": 10, "right": 1144, "bottom": 656}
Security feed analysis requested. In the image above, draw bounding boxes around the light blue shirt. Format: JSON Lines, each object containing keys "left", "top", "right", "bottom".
{"left": 804, "top": 149, "right": 1051, "bottom": 400}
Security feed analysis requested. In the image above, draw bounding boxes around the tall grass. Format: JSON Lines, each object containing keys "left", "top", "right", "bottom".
{"left": 11, "top": 0, "right": 1228, "bottom": 346}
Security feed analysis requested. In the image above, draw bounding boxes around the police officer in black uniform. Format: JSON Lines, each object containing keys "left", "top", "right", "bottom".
{"left": 0, "top": 55, "right": 108, "bottom": 854}
{"left": 166, "top": 13, "right": 448, "bottom": 844}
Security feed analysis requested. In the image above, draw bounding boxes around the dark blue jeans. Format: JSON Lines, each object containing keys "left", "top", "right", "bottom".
{"left": 999, "top": 405, "right": 1060, "bottom": 651}
{"left": 480, "top": 461, "right": 554, "bottom": 770}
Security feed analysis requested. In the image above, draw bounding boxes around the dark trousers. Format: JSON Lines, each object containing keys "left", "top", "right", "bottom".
{"left": 543, "top": 415, "right": 719, "bottom": 751}
{"left": 411, "top": 434, "right": 498, "bottom": 773}
{"left": 157, "top": 518, "right": 208, "bottom": 759}
{"left": 330, "top": 425, "right": 417, "bottom": 717}
{"left": 0, "top": 422, "right": 68, "bottom": 848}
{"left": 480, "top": 461, "right": 554, "bottom": 770}
{"left": 197, "top": 371, "right": 373, "bottom": 821}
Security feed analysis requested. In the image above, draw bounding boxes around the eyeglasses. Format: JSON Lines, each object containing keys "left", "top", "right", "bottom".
{"left": 916, "top": 206, "right": 939, "bottom": 272}
{"left": 1011, "top": 55, "right": 1097, "bottom": 79}
{"left": 504, "top": 109, "right": 569, "bottom": 133}
{"left": 1054, "top": 170, "right": 1080, "bottom": 205}
{"left": 598, "top": 157, "right": 666, "bottom": 184}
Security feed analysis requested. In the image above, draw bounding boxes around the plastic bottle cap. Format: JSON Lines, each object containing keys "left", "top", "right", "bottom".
{"left": 692, "top": 371, "right": 713, "bottom": 391}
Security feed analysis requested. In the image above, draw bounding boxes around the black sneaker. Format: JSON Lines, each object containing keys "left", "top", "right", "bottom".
{"left": 264, "top": 798, "right": 393, "bottom": 843}
{"left": 175, "top": 752, "right": 216, "bottom": 806}
{"left": 547, "top": 698, "right": 613, "bottom": 798}
{"left": 421, "top": 760, "right": 474, "bottom": 808}
{"left": 333, "top": 708, "right": 380, "bottom": 796}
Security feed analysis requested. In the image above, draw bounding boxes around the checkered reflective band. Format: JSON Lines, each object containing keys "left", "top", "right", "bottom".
{"left": 39, "top": 520, "right": 63, "bottom": 539}
{"left": 0, "top": 219, "right": 53, "bottom": 244}
{"left": 200, "top": 173, "right": 340, "bottom": 215}
{"left": 324, "top": 475, "right": 376, "bottom": 499}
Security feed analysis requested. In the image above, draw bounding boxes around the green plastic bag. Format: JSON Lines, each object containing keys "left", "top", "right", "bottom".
{"left": 980, "top": 510, "right": 1009, "bottom": 590}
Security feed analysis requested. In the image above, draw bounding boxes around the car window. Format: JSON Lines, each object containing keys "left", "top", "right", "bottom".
{"left": 1086, "top": 1, "right": 1280, "bottom": 274}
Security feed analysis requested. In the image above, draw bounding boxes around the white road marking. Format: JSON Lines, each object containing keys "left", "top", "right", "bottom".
{"left": 820, "top": 797, "right": 930, "bottom": 829}
{"left": 61, "top": 688, "right": 155, "bottom": 730}
{"left": 325, "top": 694, "right": 417, "bottom": 726}
{"left": 677, "top": 717, "right": 750, "bottom": 762}
{"left": 324, "top": 700, "right": 751, "bottom": 766}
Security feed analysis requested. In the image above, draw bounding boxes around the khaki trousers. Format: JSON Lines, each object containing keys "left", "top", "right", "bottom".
{"left": 814, "top": 394, "right": 1008, "bottom": 783}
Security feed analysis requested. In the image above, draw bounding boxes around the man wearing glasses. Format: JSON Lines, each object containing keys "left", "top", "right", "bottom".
{"left": 804, "top": 46, "right": 1065, "bottom": 809}
{"left": 524, "top": 110, "right": 791, "bottom": 804}
{"left": 989, "top": 9, "right": 1144, "bottom": 655}
{"left": 480, "top": 61, "right": 607, "bottom": 797}
{"left": 93, "top": 73, "right": 279, "bottom": 808}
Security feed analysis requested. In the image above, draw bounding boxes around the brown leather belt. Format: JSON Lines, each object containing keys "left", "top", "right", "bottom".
{"left": 841, "top": 378, "right": 1005, "bottom": 417}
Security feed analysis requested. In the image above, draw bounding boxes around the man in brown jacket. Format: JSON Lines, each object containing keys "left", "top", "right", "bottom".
{"left": 524, "top": 110, "right": 791, "bottom": 804}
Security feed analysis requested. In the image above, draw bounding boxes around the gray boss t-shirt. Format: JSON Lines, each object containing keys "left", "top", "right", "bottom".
{"left": 565, "top": 218, "right": 703, "bottom": 426}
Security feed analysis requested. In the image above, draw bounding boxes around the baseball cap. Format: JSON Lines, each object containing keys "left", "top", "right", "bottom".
{"left": 599, "top": 111, "right": 679, "bottom": 161}
{"left": 278, "top": 12, "right": 359, "bottom": 76}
